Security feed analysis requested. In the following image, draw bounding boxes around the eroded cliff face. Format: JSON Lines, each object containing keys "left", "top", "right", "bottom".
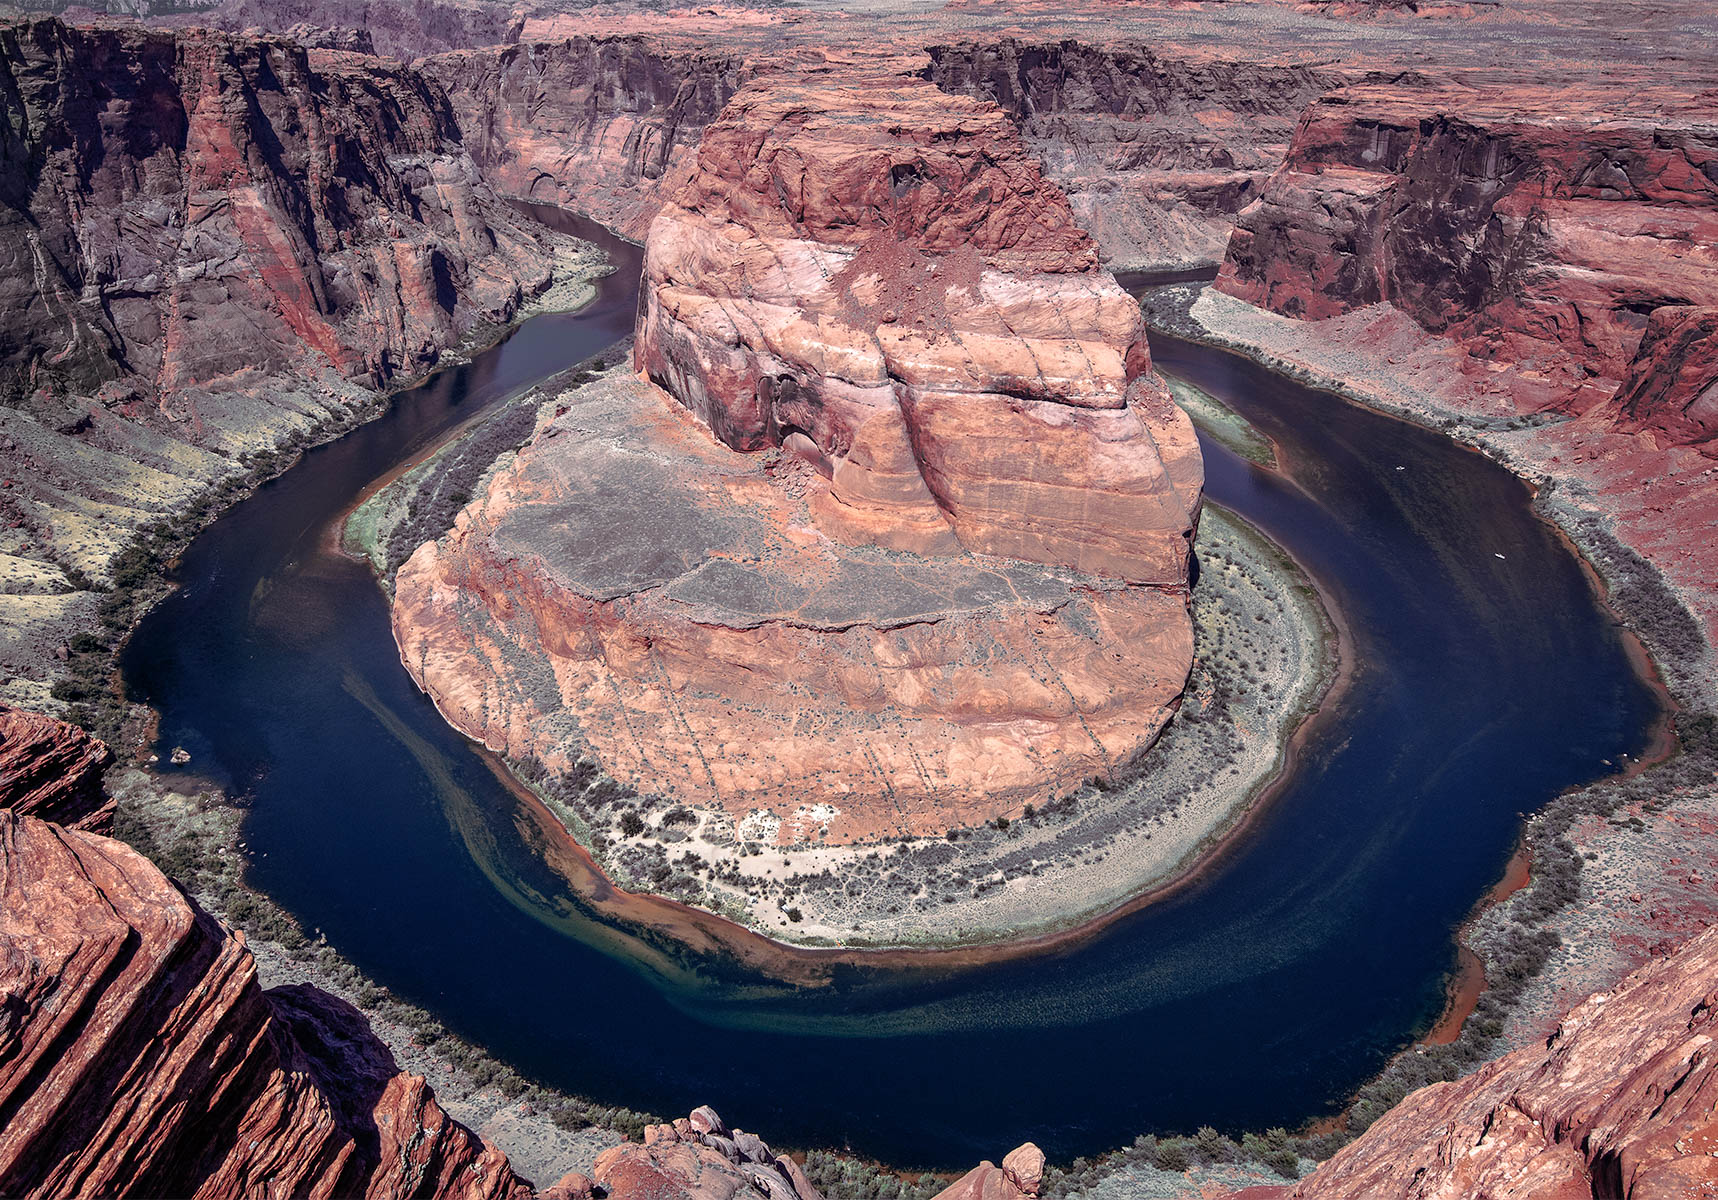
{"left": 0, "top": 809, "right": 537, "bottom": 1200}
{"left": 0, "top": 17, "right": 571, "bottom": 706}
{"left": 637, "top": 66, "right": 1202, "bottom": 579}
{"left": 420, "top": 38, "right": 746, "bottom": 239}
{"left": 1235, "top": 924, "right": 1718, "bottom": 1199}
{"left": 0, "top": 704, "right": 113, "bottom": 831}
{"left": 1218, "top": 84, "right": 1718, "bottom": 421}
{"left": 924, "top": 40, "right": 1341, "bottom": 270}
{"left": 392, "top": 65, "right": 1200, "bottom": 846}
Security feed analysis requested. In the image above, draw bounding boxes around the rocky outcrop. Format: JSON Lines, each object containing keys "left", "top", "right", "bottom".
{"left": 1605, "top": 305, "right": 1718, "bottom": 451}
{"left": 1217, "top": 84, "right": 1718, "bottom": 418}
{"left": 934, "top": 1143, "right": 1046, "bottom": 1200}
{"left": 1, "top": 18, "right": 556, "bottom": 410}
{"left": 0, "top": 17, "right": 576, "bottom": 704}
{"left": 923, "top": 40, "right": 1341, "bottom": 269}
{"left": 0, "top": 704, "right": 112, "bottom": 831}
{"left": 395, "top": 65, "right": 1199, "bottom": 845}
{"left": 1238, "top": 924, "right": 1718, "bottom": 1199}
{"left": 591, "top": 1108, "right": 1044, "bottom": 1200}
{"left": 0, "top": 809, "right": 538, "bottom": 1199}
{"left": 393, "top": 371, "right": 1193, "bottom": 842}
{"left": 420, "top": 38, "right": 746, "bottom": 239}
{"left": 637, "top": 66, "right": 1202, "bottom": 581}
{"left": 593, "top": 1106, "right": 825, "bottom": 1200}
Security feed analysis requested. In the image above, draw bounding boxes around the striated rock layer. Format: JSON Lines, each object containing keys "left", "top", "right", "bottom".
{"left": 0, "top": 704, "right": 112, "bottom": 832}
{"left": 636, "top": 66, "right": 1202, "bottom": 582}
{"left": 393, "top": 373, "right": 1193, "bottom": 842}
{"left": 396, "top": 65, "right": 1200, "bottom": 843}
{"left": 0, "top": 809, "right": 537, "bottom": 1199}
{"left": 1235, "top": 924, "right": 1718, "bottom": 1199}
{"left": 923, "top": 39, "right": 1341, "bottom": 271}
{"left": 419, "top": 37, "right": 747, "bottom": 240}
{"left": 1218, "top": 84, "right": 1718, "bottom": 424}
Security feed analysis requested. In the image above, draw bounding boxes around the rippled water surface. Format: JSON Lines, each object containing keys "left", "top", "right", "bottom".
{"left": 125, "top": 230, "right": 1663, "bottom": 1166}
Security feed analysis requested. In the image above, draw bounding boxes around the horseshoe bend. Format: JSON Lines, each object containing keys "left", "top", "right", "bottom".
{"left": 2, "top": 0, "right": 1717, "bottom": 1197}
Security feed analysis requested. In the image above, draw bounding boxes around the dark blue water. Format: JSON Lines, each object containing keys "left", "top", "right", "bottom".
{"left": 123, "top": 224, "right": 1662, "bottom": 1169}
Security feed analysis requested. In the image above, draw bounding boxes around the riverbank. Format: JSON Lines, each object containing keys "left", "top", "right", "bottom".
{"left": 1140, "top": 281, "right": 1717, "bottom": 1133}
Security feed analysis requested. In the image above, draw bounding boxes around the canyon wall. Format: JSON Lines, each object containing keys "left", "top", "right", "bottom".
{"left": 1218, "top": 84, "right": 1718, "bottom": 423}
{"left": 0, "top": 16, "right": 570, "bottom": 706}
{"left": 0, "top": 806, "right": 544, "bottom": 1200}
{"left": 924, "top": 40, "right": 1342, "bottom": 270}
{"left": 420, "top": 38, "right": 747, "bottom": 239}
{"left": 1237, "top": 924, "right": 1718, "bottom": 1199}
{"left": 393, "top": 64, "right": 1201, "bottom": 846}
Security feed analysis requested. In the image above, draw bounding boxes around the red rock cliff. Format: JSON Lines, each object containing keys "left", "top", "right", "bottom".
{"left": 420, "top": 37, "right": 747, "bottom": 239}
{"left": 0, "top": 704, "right": 112, "bottom": 832}
{"left": 1235, "top": 924, "right": 1718, "bottom": 1199}
{"left": 0, "top": 17, "right": 557, "bottom": 408}
{"left": 1218, "top": 84, "right": 1718, "bottom": 421}
{"left": 0, "top": 809, "right": 535, "bottom": 1199}
{"left": 923, "top": 39, "right": 1342, "bottom": 270}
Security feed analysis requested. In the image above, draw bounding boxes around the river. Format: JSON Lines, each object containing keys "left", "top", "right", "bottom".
{"left": 123, "top": 210, "right": 1663, "bottom": 1167}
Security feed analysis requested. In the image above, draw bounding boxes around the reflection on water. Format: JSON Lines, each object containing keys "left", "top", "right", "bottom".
{"left": 124, "top": 241, "right": 1664, "bottom": 1166}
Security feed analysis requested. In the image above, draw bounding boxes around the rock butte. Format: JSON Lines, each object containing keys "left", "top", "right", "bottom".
{"left": 393, "top": 64, "right": 1201, "bottom": 843}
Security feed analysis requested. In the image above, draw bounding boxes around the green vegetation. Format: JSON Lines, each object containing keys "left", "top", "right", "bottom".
{"left": 1161, "top": 372, "right": 1277, "bottom": 467}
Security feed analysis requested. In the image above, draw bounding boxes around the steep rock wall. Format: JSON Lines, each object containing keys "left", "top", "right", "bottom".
{"left": 0, "top": 704, "right": 111, "bottom": 831}
{"left": 0, "top": 809, "right": 538, "bottom": 1199}
{"left": 420, "top": 37, "right": 746, "bottom": 239}
{"left": 923, "top": 40, "right": 1342, "bottom": 269}
{"left": 1218, "top": 84, "right": 1718, "bottom": 420}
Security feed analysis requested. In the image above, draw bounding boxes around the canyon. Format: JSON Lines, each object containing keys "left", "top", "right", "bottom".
{"left": 0, "top": 0, "right": 1716, "bottom": 1196}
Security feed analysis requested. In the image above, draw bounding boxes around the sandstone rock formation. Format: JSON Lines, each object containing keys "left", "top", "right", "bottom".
{"left": 394, "top": 65, "right": 1200, "bottom": 843}
{"left": 923, "top": 40, "right": 1339, "bottom": 271}
{"left": 421, "top": 38, "right": 746, "bottom": 240}
{"left": 1236, "top": 924, "right": 1718, "bottom": 1199}
{"left": 1605, "top": 305, "right": 1718, "bottom": 452}
{"left": 394, "top": 372, "right": 1193, "bottom": 841}
{"left": 934, "top": 1143, "right": 1046, "bottom": 1200}
{"left": 1218, "top": 84, "right": 1718, "bottom": 419}
{"left": 0, "top": 16, "right": 576, "bottom": 703}
{"left": 637, "top": 67, "right": 1202, "bottom": 582}
{"left": 0, "top": 704, "right": 112, "bottom": 831}
{"left": 0, "top": 809, "right": 538, "bottom": 1199}
{"left": 594, "top": 1106, "right": 825, "bottom": 1200}
{"left": 1, "top": 18, "right": 555, "bottom": 412}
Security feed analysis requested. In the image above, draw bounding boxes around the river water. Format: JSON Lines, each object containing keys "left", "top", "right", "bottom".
{"left": 123, "top": 212, "right": 1663, "bottom": 1167}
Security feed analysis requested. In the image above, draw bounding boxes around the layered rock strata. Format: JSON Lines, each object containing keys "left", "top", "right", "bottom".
{"left": 923, "top": 40, "right": 1341, "bottom": 270}
{"left": 0, "top": 16, "right": 575, "bottom": 705}
{"left": 1238, "top": 924, "right": 1718, "bottom": 1199}
{"left": 636, "top": 68, "right": 1202, "bottom": 582}
{"left": 395, "top": 68, "right": 1200, "bottom": 843}
{"left": 420, "top": 38, "right": 747, "bottom": 239}
{"left": 0, "top": 704, "right": 112, "bottom": 831}
{"left": 593, "top": 1106, "right": 825, "bottom": 1200}
{"left": 1218, "top": 84, "right": 1718, "bottom": 421}
{"left": 0, "top": 809, "right": 540, "bottom": 1199}
{"left": 393, "top": 372, "right": 1194, "bottom": 841}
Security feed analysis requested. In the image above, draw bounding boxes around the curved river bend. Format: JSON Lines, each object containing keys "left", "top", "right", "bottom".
{"left": 124, "top": 211, "right": 1662, "bottom": 1167}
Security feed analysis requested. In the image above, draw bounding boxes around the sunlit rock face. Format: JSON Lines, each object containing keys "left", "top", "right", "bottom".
{"left": 1218, "top": 84, "right": 1718, "bottom": 421}
{"left": 0, "top": 809, "right": 536, "bottom": 1200}
{"left": 636, "top": 65, "right": 1203, "bottom": 583}
{"left": 393, "top": 63, "right": 1202, "bottom": 845}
